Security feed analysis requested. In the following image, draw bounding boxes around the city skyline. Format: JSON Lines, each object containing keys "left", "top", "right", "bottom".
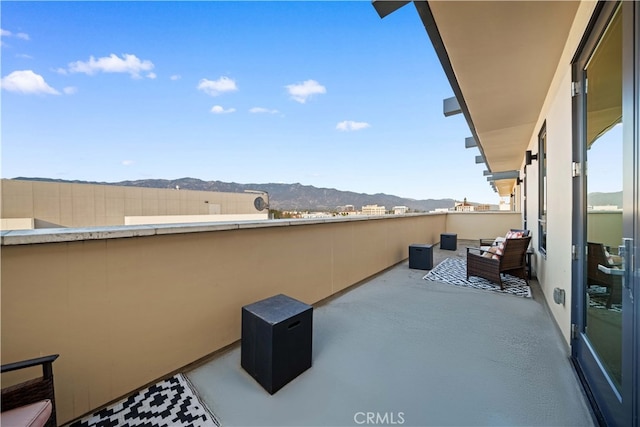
{"left": 1, "top": 1, "right": 500, "bottom": 203}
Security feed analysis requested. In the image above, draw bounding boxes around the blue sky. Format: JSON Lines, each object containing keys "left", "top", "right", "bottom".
{"left": 1, "top": 1, "right": 500, "bottom": 203}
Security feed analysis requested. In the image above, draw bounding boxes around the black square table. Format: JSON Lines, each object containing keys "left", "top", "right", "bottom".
{"left": 440, "top": 233, "right": 458, "bottom": 251}
{"left": 241, "top": 294, "right": 313, "bottom": 394}
{"left": 409, "top": 244, "right": 433, "bottom": 270}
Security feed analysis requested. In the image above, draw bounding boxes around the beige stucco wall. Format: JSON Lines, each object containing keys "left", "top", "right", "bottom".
{"left": 0, "top": 179, "right": 263, "bottom": 228}
{"left": 522, "top": 1, "right": 598, "bottom": 345}
{"left": 587, "top": 211, "right": 623, "bottom": 252}
{"left": 1, "top": 214, "right": 446, "bottom": 424}
{"left": 540, "top": 67, "right": 575, "bottom": 345}
{"left": 444, "top": 212, "right": 522, "bottom": 240}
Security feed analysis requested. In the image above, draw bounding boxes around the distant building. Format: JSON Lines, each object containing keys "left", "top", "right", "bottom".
{"left": 301, "top": 212, "right": 333, "bottom": 219}
{"left": 499, "top": 199, "right": 512, "bottom": 211}
{"left": 393, "top": 206, "right": 408, "bottom": 215}
{"left": 589, "top": 205, "right": 622, "bottom": 211}
{"left": 454, "top": 198, "right": 474, "bottom": 212}
{"left": 454, "top": 198, "right": 490, "bottom": 212}
{"left": 337, "top": 205, "right": 356, "bottom": 212}
{"left": 0, "top": 179, "right": 268, "bottom": 230}
{"left": 362, "top": 205, "right": 386, "bottom": 215}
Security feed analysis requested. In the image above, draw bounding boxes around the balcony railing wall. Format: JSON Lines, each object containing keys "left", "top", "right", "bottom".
{"left": 444, "top": 211, "right": 524, "bottom": 239}
{"left": 587, "top": 211, "right": 623, "bottom": 253}
{"left": 1, "top": 212, "right": 520, "bottom": 424}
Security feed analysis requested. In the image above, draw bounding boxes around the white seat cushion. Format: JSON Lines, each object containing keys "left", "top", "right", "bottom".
{"left": 0, "top": 400, "right": 52, "bottom": 427}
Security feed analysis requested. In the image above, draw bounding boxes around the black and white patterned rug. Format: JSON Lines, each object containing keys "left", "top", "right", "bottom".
{"left": 70, "top": 374, "right": 219, "bottom": 427}
{"left": 423, "top": 257, "right": 532, "bottom": 298}
{"left": 587, "top": 286, "right": 623, "bottom": 312}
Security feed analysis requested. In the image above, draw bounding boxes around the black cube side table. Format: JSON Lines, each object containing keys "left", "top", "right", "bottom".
{"left": 409, "top": 244, "right": 433, "bottom": 270}
{"left": 241, "top": 294, "right": 313, "bottom": 394}
{"left": 440, "top": 233, "right": 457, "bottom": 251}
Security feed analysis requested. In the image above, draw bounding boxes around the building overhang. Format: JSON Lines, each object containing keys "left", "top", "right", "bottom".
{"left": 409, "top": 1, "right": 581, "bottom": 196}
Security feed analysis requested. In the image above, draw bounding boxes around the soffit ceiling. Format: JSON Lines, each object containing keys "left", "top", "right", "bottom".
{"left": 425, "top": 1, "right": 581, "bottom": 196}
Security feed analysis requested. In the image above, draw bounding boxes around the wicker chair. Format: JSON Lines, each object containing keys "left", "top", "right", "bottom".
{"left": 479, "top": 229, "right": 530, "bottom": 249}
{"left": 587, "top": 242, "right": 622, "bottom": 308}
{"left": 467, "top": 236, "right": 531, "bottom": 289}
{"left": 1, "top": 354, "right": 59, "bottom": 427}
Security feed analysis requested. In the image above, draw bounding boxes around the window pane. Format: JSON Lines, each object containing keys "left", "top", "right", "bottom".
{"left": 584, "top": 5, "right": 622, "bottom": 390}
{"left": 539, "top": 126, "right": 547, "bottom": 253}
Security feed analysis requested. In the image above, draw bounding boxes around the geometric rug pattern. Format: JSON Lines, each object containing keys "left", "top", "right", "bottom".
{"left": 587, "top": 285, "right": 623, "bottom": 313}
{"left": 423, "top": 257, "right": 532, "bottom": 298}
{"left": 69, "top": 374, "right": 219, "bottom": 427}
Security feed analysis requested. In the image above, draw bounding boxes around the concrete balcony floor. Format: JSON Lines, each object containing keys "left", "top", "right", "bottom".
{"left": 187, "top": 241, "right": 596, "bottom": 426}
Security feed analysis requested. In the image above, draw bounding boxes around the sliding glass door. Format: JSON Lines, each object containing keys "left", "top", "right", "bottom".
{"left": 572, "top": 2, "right": 638, "bottom": 426}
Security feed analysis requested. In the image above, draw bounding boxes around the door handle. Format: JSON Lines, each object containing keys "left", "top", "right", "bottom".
{"left": 620, "top": 238, "right": 633, "bottom": 301}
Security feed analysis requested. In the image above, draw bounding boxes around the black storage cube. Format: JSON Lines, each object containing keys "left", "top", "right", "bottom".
{"left": 241, "top": 294, "right": 313, "bottom": 394}
{"left": 441, "top": 233, "right": 457, "bottom": 251}
{"left": 409, "top": 244, "right": 433, "bottom": 270}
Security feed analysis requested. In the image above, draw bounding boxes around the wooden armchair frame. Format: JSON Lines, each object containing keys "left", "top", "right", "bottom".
{"left": 1, "top": 354, "right": 59, "bottom": 427}
{"left": 467, "top": 236, "right": 531, "bottom": 289}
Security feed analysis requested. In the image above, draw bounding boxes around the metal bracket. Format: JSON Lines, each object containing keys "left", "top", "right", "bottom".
{"left": 571, "top": 79, "right": 587, "bottom": 96}
{"left": 571, "top": 81, "right": 581, "bottom": 97}
{"left": 572, "top": 162, "right": 581, "bottom": 178}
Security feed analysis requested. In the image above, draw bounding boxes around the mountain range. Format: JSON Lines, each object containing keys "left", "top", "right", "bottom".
{"left": 14, "top": 177, "right": 460, "bottom": 212}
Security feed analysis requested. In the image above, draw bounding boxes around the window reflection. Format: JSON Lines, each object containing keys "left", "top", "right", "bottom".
{"left": 584, "top": 6, "right": 622, "bottom": 390}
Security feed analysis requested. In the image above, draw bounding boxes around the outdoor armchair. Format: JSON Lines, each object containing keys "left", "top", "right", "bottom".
{"left": 479, "top": 229, "right": 530, "bottom": 249}
{"left": 1, "top": 354, "right": 59, "bottom": 427}
{"left": 467, "top": 236, "right": 531, "bottom": 289}
{"left": 587, "top": 242, "right": 623, "bottom": 308}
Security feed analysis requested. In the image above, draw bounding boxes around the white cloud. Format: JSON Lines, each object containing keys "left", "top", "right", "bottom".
{"left": 68, "top": 53, "right": 155, "bottom": 79}
{"left": 285, "top": 79, "right": 326, "bottom": 103}
{"left": 210, "top": 105, "right": 236, "bottom": 114}
{"left": 0, "top": 70, "right": 60, "bottom": 95}
{"left": 336, "top": 120, "right": 371, "bottom": 132}
{"left": 1, "top": 29, "right": 30, "bottom": 41}
{"left": 170, "top": 74, "right": 181, "bottom": 81}
{"left": 198, "top": 76, "right": 238, "bottom": 96}
{"left": 122, "top": 160, "right": 135, "bottom": 166}
{"left": 16, "top": 53, "right": 33, "bottom": 59}
{"left": 1, "top": 28, "right": 30, "bottom": 48}
{"left": 249, "top": 107, "right": 279, "bottom": 114}
{"left": 146, "top": 72, "right": 157, "bottom": 79}
{"left": 63, "top": 86, "right": 78, "bottom": 95}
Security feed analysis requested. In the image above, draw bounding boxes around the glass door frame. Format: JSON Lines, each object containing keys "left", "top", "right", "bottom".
{"left": 571, "top": 2, "right": 638, "bottom": 426}
{"left": 627, "top": 1, "right": 640, "bottom": 424}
